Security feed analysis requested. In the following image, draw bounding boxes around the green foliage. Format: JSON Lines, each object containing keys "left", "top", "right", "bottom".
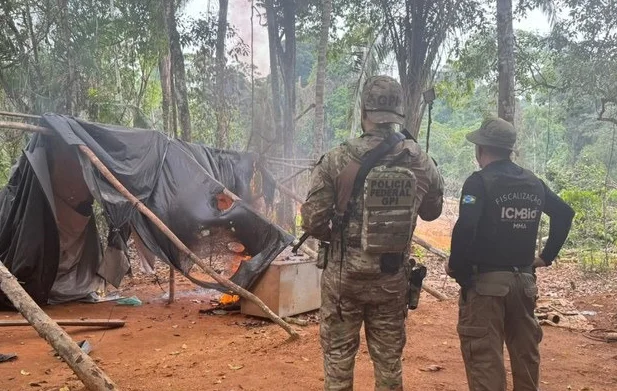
{"left": 0, "top": 0, "right": 615, "bottom": 272}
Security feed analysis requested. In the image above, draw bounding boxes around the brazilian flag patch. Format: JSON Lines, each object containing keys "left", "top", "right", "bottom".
{"left": 462, "top": 195, "right": 477, "bottom": 205}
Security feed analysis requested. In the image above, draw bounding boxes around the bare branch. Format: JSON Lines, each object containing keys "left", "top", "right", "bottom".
{"left": 598, "top": 98, "right": 617, "bottom": 126}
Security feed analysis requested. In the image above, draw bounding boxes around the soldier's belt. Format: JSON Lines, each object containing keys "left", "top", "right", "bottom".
{"left": 473, "top": 265, "right": 534, "bottom": 274}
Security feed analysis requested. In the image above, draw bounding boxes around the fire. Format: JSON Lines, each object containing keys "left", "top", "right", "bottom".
{"left": 216, "top": 193, "right": 234, "bottom": 211}
{"left": 219, "top": 293, "right": 240, "bottom": 305}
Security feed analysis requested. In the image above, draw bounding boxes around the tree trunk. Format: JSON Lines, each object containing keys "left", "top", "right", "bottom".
{"left": 497, "top": 0, "right": 515, "bottom": 124}
{"left": 215, "top": 0, "right": 229, "bottom": 148}
{"left": 312, "top": 0, "right": 332, "bottom": 157}
{"left": 399, "top": 0, "right": 430, "bottom": 139}
{"left": 159, "top": 53, "right": 173, "bottom": 135}
{"left": 170, "top": 57, "right": 178, "bottom": 138}
{"left": 0, "top": 263, "right": 119, "bottom": 390}
{"left": 402, "top": 81, "right": 426, "bottom": 139}
{"left": 280, "top": 1, "right": 297, "bottom": 232}
{"left": 265, "top": 0, "right": 283, "bottom": 143}
{"left": 58, "top": 0, "right": 76, "bottom": 115}
{"left": 164, "top": 0, "right": 192, "bottom": 141}
{"left": 265, "top": 0, "right": 286, "bottom": 228}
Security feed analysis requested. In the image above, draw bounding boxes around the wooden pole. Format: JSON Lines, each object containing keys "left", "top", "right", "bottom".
{"left": 260, "top": 166, "right": 305, "bottom": 204}
{"left": 77, "top": 146, "right": 298, "bottom": 339}
{"left": 266, "top": 159, "right": 312, "bottom": 170}
{"left": 168, "top": 267, "right": 175, "bottom": 304}
{"left": 0, "top": 110, "right": 42, "bottom": 120}
{"left": 422, "top": 282, "right": 448, "bottom": 301}
{"left": 0, "top": 263, "right": 119, "bottom": 390}
{"left": 412, "top": 235, "right": 449, "bottom": 259}
{"left": 275, "top": 180, "right": 305, "bottom": 204}
{"left": 279, "top": 167, "right": 309, "bottom": 185}
{"left": 0, "top": 319, "right": 126, "bottom": 328}
{"left": 0, "top": 121, "right": 51, "bottom": 134}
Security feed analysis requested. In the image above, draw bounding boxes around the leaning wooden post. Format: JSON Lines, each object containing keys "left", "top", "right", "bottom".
{"left": 422, "top": 283, "right": 448, "bottom": 301}
{"left": 0, "top": 263, "right": 119, "bottom": 391}
{"left": 168, "top": 268, "right": 175, "bottom": 304}
{"left": 77, "top": 146, "right": 299, "bottom": 339}
{"left": 412, "top": 235, "right": 450, "bottom": 259}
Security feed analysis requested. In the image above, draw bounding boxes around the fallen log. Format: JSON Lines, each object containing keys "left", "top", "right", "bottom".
{"left": 283, "top": 317, "right": 309, "bottom": 326}
{"left": 0, "top": 263, "right": 119, "bottom": 390}
{"left": 0, "top": 119, "right": 298, "bottom": 340}
{"left": 0, "top": 319, "right": 126, "bottom": 328}
{"left": 412, "top": 235, "right": 449, "bottom": 259}
{"left": 422, "top": 282, "right": 449, "bottom": 301}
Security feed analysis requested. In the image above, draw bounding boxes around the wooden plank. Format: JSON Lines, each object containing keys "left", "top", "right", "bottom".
{"left": 0, "top": 319, "right": 126, "bottom": 328}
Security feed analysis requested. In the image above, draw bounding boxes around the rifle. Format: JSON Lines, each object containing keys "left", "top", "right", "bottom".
{"left": 292, "top": 232, "right": 310, "bottom": 254}
{"left": 292, "top": 232, "right": 330, "bottom": 269}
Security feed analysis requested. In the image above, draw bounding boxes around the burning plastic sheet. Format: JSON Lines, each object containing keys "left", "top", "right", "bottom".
{"left": 0, "top": 114, "right": 293, "bottom": 307}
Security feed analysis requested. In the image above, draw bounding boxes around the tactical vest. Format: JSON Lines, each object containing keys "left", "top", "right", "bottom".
{"left": 335, "top": 142, "right": 418, "bottom": 275}
{"left": 362, "top": 166, "right": 417, "bottom": 253}
{"left": 473, "top": 162, "right": 546, "bottom": 266}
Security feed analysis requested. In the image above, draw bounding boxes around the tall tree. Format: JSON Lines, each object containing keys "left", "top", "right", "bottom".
{"left": 552, "top": 0, "right": 617, "bottom": 125}
{"left": 280, "top": 1, "right": 297, "bottom": 163}
{"left": 58, "top": 0, "right": 76, "bottom": 115}
{"left": 377, "top": 0, "right": 484, "bottom": 138}
{"left": 263, "top": 0, "right": 298, "bottom": 229}
{"left": 158, "top": 53, "right": 175, "bottom": 136}
{"left": 215, "top": 0, "right": 229, "bottom": 148}
{"left": 163, "top": 0, "right": 192, "bottom": 141}
{"left": 265, "top": 0, "right": 284, "bottom": 146}
{"left": 312, "top": 0, "right": 332, "bottom": 157}
{"left": 497, "top": 0, "right": 515, "bottom": 123}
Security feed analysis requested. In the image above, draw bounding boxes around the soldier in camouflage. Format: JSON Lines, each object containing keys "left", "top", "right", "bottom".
{"left": 301, "top": 75, "right": 444, "bottom": 391}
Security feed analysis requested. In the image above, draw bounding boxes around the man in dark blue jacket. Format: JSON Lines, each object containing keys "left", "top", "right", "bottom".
{"left": 447, "top": 117, "right": 574, "bottom": 391}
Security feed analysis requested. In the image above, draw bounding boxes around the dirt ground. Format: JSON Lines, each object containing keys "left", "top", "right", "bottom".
{"left": 1, "top": 285, "right": 617, "bottom": 391}
{"left": 2, "top": 217, "right": 617, "bottom": 391}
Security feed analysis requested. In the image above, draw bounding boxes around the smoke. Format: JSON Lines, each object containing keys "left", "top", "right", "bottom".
{"left": 185, "top": 0, "right": 270, "bottom": 76}
{"left": 229, "top": 1, "right": 270, "bottom": 75}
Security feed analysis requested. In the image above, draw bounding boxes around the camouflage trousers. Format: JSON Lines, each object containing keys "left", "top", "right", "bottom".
{"left": 458, "top": 271, "right": 543, "bottom": 391}
{"left": 320, "top": 261, "right": 407, "bottom": 391}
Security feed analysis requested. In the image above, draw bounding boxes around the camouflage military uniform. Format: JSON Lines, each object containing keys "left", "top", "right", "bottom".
{"left": 301, "top": 76, "right": 444, "bottom": 391}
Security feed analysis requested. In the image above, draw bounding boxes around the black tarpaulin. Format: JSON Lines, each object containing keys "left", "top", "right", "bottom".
{"left": 0, "top": 114, "right": 293, "bottom": 306}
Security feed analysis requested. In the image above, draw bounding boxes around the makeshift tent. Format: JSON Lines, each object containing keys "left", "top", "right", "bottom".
{"left": 0, "top": 114, "right": 294, "bottom": 307}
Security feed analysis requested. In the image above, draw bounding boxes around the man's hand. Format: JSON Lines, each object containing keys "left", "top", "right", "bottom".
{"left": 532, "top": 257, "right": 548, "bottom": 268}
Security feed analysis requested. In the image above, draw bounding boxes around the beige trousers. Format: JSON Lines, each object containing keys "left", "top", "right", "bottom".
{"left": 457, "top": 271, "right": 543, "bottom": 391}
